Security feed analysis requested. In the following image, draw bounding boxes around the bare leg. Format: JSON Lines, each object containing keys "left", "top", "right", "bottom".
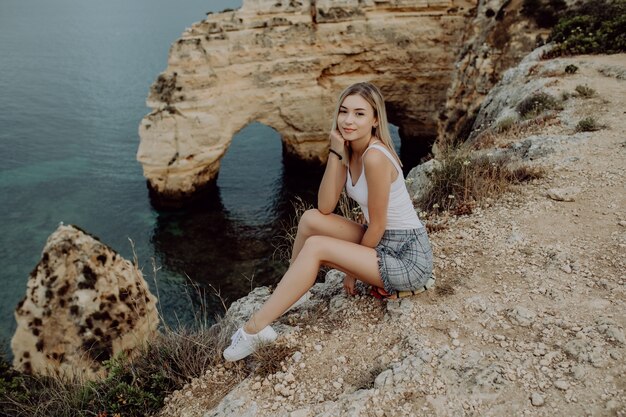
{"left": 244, "top": 235, "right": 384, "bottom": 334}
{"left": 290, "top": 209, "right": 365, "bottom": 263}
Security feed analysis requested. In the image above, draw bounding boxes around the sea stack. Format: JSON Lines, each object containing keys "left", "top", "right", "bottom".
{"left": 11, "top": 224, "right": 159, "bottom": 379}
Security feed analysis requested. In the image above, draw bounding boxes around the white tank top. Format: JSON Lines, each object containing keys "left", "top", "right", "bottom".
{"left": 345, "top": 144, "right": 423, "bottom": 230}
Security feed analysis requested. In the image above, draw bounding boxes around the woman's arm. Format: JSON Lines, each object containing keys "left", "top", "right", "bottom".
{"left": 360, "top": 149, "right": 394, "bottom": 248}
{"left": 318, "top": 131, "right": 347, "bottom": 214}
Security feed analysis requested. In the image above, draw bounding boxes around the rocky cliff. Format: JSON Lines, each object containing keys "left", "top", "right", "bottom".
{"left": 138, "top": 0, "right": 493, "bottom": 204}
{"left": 11, "top": 225, "right": 159, "bottom": 379}
{"left": 158, "top": 50, "right": 626, "bottom": 417}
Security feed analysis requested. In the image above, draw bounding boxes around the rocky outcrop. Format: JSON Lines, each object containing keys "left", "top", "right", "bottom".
{"left": 11, "top": 225, "right": 159, "bottom": 379}
{"left": 158, "top": 50, "right": 626, "bottom": 417}
{"left": 437, "top": 0, "right": 544, "bottom": 148}
{"left": 137, "top": 0, "right": 480, "bottom": 204}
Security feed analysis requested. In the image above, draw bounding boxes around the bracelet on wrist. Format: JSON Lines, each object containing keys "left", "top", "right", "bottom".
{"left": 329, "top": 148, "right": 343, "bottom": 160}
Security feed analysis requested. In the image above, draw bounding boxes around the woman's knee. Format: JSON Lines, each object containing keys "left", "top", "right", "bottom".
{"left": 298, "top": 208, "right": 326, "bottom": 235}
{"left": 300, "top": 235, "right": 327, "bottom": 257}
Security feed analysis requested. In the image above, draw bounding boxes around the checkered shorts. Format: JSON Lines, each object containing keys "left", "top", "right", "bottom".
{"left": 373, "top": 227, "right": 433, "bottom": 293}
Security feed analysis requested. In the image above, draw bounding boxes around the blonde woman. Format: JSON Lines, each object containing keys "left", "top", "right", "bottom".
{"left": 224, "top": 82, "right": 433, "bottom": 361}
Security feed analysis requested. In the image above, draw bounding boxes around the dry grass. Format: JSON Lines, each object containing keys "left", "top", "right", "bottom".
{"left": 273, "top": 192, "right": 363, "bottom": 265}
{"left": 252, "top": 342, "right": 297, "bottom": 378}
{"left": 435, "top": 283, "right": 456, "bottom": 297}
{"left": 0, "top": 258, "right": 251, "bottom": 417}
{"left": 576, "top": 116, "right": 603, "bottom": 132}
{"left": 416, "top": 149, "right": 544, "bottom": 216}
{"left": 574, "top": 84, "right": 596, "bottom": 98}
{"left": 516, "top": 92, "right": 563, "bottom": 119}
{"left": 471, "top": 113, "right": 560, "bottom": 150}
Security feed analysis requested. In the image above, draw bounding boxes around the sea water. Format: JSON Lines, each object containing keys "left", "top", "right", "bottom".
{"left": 0, "top": 0, "right": 406, "bottom": 357}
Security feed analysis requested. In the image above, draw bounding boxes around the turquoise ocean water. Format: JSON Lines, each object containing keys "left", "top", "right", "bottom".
{"left": 0, "top": 0, "right": 322, "bottom": 357}
{"left": 0, "top": 0, "right": 410, "bottom": 358}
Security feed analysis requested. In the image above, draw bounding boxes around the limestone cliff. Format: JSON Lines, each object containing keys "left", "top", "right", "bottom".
{"left": 138, "top": 0, "right": 479, "bottom": 204}
{"left": 437, "top": 0, "right": 547, "bottom": 147}
{"left": 11, "top": 225, "right": 159, "bottom": 379}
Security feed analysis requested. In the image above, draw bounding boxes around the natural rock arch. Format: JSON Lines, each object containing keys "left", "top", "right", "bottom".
{"left": 137, "top": 0, "right": 478, "bottom": 206}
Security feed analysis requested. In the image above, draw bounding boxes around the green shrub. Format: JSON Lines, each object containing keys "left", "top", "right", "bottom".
{"left": 565, "top": 64, "right": 579, "bottom": 74}
{"left": 516, "top": 92, "right": 562, "bottom": 119}
{"left": 548, "top": 0, "right": 626, "bottom": 56}
{"left": 574, "top": 84, "right": 596, "bottom": 98}
{"left": 576, "top": 116, "right": 602, "bottom": 132}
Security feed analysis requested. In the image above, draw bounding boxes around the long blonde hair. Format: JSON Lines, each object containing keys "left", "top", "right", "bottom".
{"left": 330, "top": 82, "right": 402, "bottom": 168}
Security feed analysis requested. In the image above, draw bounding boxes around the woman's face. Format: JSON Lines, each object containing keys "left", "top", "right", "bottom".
{"left": 337, "top": 94, "right": 377, "bottom": 142}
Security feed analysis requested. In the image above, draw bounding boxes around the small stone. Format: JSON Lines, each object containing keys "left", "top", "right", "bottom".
{"left": 292, "top": 351, "right": 303, "bottom": 363}
{"left": 314, "top": 344, "right": 323, "bottom": 352}
{"left": 252, "top": 382, "right": 262, "bottom": 390}
{"left": 606, "top": 400, "right": 620, "bottom": 411}
{"left": 573, "top": 364, "right": 588, "bottom": 381}
{"left": 449, "top": 330, "right": 459, "bottom": 339}
{"left": 531, "top": 392, "right": 545, "bottom": 406}
{"left": 332, "top": 381, "right": 342, "bottom": 389}
{"left": 452, "top": 339, "right": 461, "bottom": 347}
{"left": 554, "top": 380, "right": 569, "bottom": 390}
{"left": 547, "top": 187, "right": 580, "bottom": 202}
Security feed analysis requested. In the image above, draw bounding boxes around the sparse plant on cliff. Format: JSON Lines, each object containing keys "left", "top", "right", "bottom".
{"left": 416, "top": 149, "right": 543, "bottom": 216}
{"left": 564, "top": 64, "right": 579, "bottom": 74}
{"left": 574, "top": 84, "right": 596, "bottom": 98}
{"left": 516, "top": 92, "right": 562, "bottom": 119}
{"left": 576, "top": 116, "right": 603, "bottom": 132}
{"left": 495, "top": 116, "right": 516, "bottom": 133}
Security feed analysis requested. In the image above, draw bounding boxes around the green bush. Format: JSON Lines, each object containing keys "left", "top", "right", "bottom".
{"left": 548, "top": 0, "right": 626, "bottom": 55}
{"left": 576, "top": 116, "right": 602, "bottom": 132}
{"left": 516, "top": 92, "right": 562, "bottom": 119}
{"left": 565, "top": 64, "right": 579, "bottom": 74}
{"left": 574, "top": 84, "right": 596, "bottom": 98}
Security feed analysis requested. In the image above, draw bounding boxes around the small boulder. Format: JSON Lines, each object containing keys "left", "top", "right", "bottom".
{"left": 11, "top": 225, "right": 159, "bottom": 379}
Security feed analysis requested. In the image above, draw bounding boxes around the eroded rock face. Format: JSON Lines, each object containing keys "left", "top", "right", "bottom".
{"left": 137, "top": 0, "right": 479, "bottom": 204}
{"left": 11, "top": 225, "right": 159, "bottom": 379}
{"left": 437, "top": 0, "right": 543, "bottom": 148}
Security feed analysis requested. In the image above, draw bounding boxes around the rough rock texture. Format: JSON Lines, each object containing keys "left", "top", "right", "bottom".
{"left": 158, "top": 52, "right": 626, "bottom": 416}
{"left": 138, "top": 0, "right": 487, "bottom": 203}
{"left": 11, "top": 225, "right": 159, "bottom": 379}
{"left": 437, "top": 0, "right": 544, "bottom": 148}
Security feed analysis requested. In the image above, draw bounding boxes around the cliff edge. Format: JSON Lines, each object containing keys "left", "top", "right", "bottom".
{"left": 159, "top": 51, "right": 626, "bottom": 416}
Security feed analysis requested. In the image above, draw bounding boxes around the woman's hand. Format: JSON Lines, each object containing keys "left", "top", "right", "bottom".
{"left": 329, "top": 129, "right": 345, "bottom": 155}
{"left": 343, "top": 274, "right": 357, "bottom": 296}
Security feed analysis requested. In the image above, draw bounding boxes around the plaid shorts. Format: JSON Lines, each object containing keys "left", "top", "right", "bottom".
{"left": 372, "top": 227, "right": 433, "bottom": 293}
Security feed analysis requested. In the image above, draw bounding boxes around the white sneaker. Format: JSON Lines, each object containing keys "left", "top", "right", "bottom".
{"left": 223, "top": 325, "right": 278, "bottom": 362}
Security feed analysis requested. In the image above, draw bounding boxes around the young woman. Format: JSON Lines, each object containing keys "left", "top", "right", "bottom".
{"left": 223, "top": 82, "right": 433, "bottom": 361}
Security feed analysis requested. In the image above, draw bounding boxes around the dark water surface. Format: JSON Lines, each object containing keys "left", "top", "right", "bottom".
{"left": 0, "top": 0, "right": 317, "bottom": 356}
{"left": 0, "top": 0, "right": 409, "bottom": 357}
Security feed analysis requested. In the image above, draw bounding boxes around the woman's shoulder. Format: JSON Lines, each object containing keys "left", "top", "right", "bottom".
{"left": 363, "top": 146, "right": 395, "bottom": 177}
